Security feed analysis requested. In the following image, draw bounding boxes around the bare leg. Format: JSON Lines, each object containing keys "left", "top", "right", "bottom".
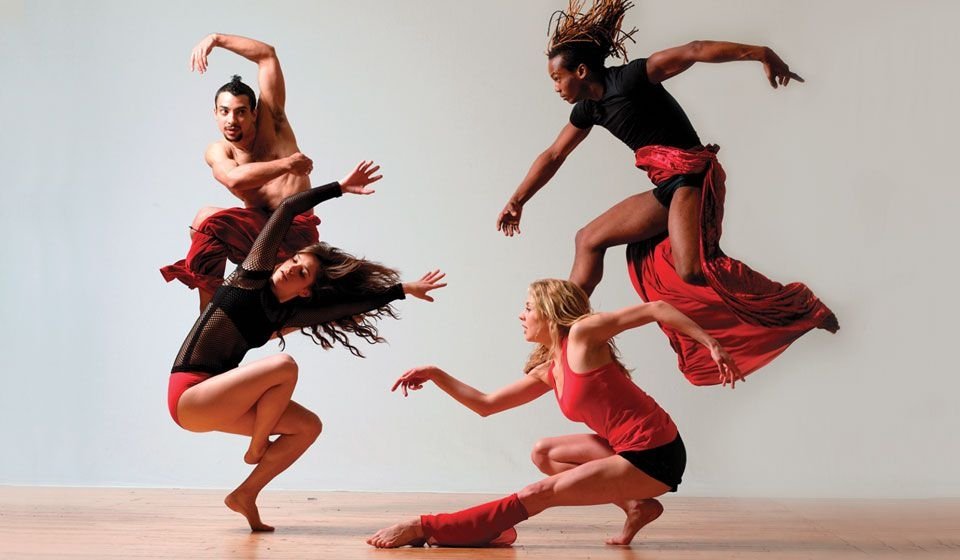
{"left": 530, "top": 433, "right": 616, "bottom": 474}
{"left": 369, "top": 455, "right": 669, "bottom": 548}
{"left": 177, "top": 354, "right": 319, "bottom": 531}
{"left": 221, "top": 401, "right": 322, "bottom": 531}
{"left": 198, "top": 290, "right": 213, "bottom": 313}
{"left": 570, "top": 191, "right": 668, "bottom": 295}
{"left": 531, "top": 434, "right": 662, "bottom": 544}
{"left": 667, "top": 186, "right": 705, "bottom": 285}
{"left": 519, "top": 455, "right": 670, "bottom": 544}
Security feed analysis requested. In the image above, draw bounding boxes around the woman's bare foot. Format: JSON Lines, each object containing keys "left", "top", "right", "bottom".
{"left": 225, "top": 490, "right": 274, "bottom": 532}
{"left": 605, "top": 499, "right": 663, "bottom": 545}
{"left": 366, "top": 518, "right": 424, "bottom": 548}
{"left": 243, "top": 438, "right": 270, "bottom": 465}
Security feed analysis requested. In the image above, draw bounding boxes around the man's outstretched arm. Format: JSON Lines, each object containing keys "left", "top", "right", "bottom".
{"left": 190, "top": 33, "right": 286, "bottom": 112}
{"left": 646, "top": 40, "right": 803, "bottom": 88}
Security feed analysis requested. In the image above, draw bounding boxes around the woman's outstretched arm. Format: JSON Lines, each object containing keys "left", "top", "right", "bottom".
{"left": 571, "top": 301, "right": 744, "bottom": 387}
{"left": 392, "top": 364, "right": 551, "bottom": 417}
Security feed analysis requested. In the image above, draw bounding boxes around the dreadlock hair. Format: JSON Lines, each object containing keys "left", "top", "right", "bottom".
{"left": 215, "top": 75, "right": 257, "bottom": 111}
{"left": 523, "top": 279, "right": 631, "bottom": 379}
{"left": 277, "top": 242, "right": 401, "bottom": 358}
{"left": 546, "top": 0, "right": 638, "bottom": 74}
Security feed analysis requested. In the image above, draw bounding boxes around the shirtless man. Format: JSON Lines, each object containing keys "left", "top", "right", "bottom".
{"left": 161, "top": 33, "right": 320, "bottom": 311}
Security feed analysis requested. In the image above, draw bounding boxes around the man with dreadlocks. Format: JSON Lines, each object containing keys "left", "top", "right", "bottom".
{"left": 497, "top": 0, "right": 837, "bottom": 387}
{"left": 162, "top": 33, "right": 322, "bottom": 312}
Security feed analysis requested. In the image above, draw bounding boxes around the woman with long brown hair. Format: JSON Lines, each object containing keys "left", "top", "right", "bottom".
{"left": 367, "top": 278, "right": 740, "bottom": 548}
{"left": 168, "top": 161, "right": 446, "bottom": 531}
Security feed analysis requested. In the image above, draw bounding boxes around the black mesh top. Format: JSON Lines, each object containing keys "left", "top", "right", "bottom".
{"left": 171, "top": 182, "right": 405, "bottom": 376}
{"left": 569, "top": 59, "right": 701, "bottom": 151}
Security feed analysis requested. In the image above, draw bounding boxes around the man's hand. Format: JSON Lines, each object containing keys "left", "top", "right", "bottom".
{"left": 285, "top": 152, "right": 313, "bottom": 176}
{"left": 189, "top": 34, "right": 218, "bottom": 74}
{"left": 709, "top": 342, "right": 745, "bottom": 389}
{"left": 761, "top": 47, "right": 804, "bottom": 88}
{"left": 339, "top": 160, "right": 382, "bottom": 195}
{"left": 402, "top": 270, "right": 447, "bottom": 302}
{"left": 496, "top": 199, "right": 523, "bottom": 237}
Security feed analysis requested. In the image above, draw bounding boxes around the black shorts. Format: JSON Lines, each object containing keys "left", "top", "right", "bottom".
{"left": 618, "top": 434, "right": 686, "bottom": 492}
{"left": 652, "top": 173, "right": 704, "bottom": 208}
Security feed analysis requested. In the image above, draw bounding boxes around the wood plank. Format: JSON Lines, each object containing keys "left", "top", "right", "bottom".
{"left": 1, "top": 487, "right": 958, "bottom": 559}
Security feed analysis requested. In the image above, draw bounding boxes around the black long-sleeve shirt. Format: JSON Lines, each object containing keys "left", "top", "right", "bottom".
{"left": 570, "top": 59, "right": 701, "bottom": 151}
{"left": 171, "top": 182, "right": 405, "bottom": 375}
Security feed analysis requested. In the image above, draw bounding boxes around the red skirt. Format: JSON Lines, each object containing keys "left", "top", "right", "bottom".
{"left": 629, "top": 145, "right": 838, "bottom": 386}
{"left": 160, "top": 207, "right": 320, "bottom": 293}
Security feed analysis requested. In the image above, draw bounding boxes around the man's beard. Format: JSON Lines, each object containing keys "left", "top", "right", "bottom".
{"left": 223, "top": 129, "right": 243, "bottom": 142}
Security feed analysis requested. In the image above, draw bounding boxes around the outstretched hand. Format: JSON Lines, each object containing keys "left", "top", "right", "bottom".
{"left": 189, "top": 34, "right": 217, "bottom": 74}
{"left": 391, "top": 365, "right": 442, "bottom": 397}
{"left": 339, "top": 160, "right": 383, "bottom": 195}
{"left": 402, "top": 270, "right": 447, "bottom": 302}
{"left": 496, "top": 199, "right": 523, "bottom": 237}
{"left": 762, "top": 48, "right": 804, "bottom": 88}
{"left": 710, "top": 343, "right": 745, "bottom": 389}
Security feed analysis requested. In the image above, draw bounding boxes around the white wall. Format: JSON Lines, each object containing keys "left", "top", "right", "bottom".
{"left": 1, "top": 0, "right": 957, "bottom": 498}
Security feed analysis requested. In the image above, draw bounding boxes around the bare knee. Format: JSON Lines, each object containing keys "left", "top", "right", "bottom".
{"left": 574, "top": 226, "right": 606, "bottom": 254}
{"left": 269, "top": 353, "right": 299, "bottom": 383}
{"left": 530, "top": 439, "right": 554, "bottom": 474}
{"left": 300, "top": 410, "right": 323, "bottom": 442}
{"left": 191, "top": 206, "right": 222, "bottom": 230}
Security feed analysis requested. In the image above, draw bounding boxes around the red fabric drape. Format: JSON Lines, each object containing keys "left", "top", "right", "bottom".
{"left": 160, "top": 207, "right": 320, "bottom": 293}
{"left": 629, "top": 145, "right": 838, "bottom": 386}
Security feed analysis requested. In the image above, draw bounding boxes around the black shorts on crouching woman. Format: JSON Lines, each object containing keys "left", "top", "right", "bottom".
{"left": 618, "top": 434, "right": 686, "bottom": 492}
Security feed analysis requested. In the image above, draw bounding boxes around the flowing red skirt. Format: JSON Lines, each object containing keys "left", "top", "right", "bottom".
{"left": 629, "top": 145, "right": 838, "bottom": 386}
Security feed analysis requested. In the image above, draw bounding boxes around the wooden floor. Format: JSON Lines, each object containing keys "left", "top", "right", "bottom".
{"left": 1, "top": 487, "right": 958, "bottom": 559}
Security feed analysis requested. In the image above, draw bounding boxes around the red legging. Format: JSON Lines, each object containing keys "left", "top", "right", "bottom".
{"left": 420, "top": 494, "right": 529, "bottom": 547}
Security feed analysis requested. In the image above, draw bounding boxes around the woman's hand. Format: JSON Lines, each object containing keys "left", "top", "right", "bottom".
{"left": 402, "top": 270, "right": 447, "bottom": 302}
{"left": 709, "top": 342, "right": 745, "bottom": 389}
{"left": 392, "top": 365, "right": 443, "bottom": 397}
{"left": 339, "top": 160, "right": 383, "bottom": 194}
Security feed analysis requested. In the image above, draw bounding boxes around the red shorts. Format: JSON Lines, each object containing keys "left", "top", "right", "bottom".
{"left": 160, "top": 207, "right": 321, "bottom": 294}
{"left": 168, "top": 372, "right": 210, "bottom": 427}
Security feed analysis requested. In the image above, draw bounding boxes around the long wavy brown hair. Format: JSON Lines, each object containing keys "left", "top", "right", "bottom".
{"left": 277, "top": 242, "right": 401, "bottom": 357}
{"left": 523, "top": 279, "right": 630, "bottom": 378}
{"left": 546, "top": 0, "right": 638, "bottom": 72}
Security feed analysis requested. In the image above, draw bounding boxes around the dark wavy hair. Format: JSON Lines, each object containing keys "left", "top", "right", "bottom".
{"left": 546, "top": 0, "right": 638, "bottom": 73}
{"left": 277, "top": 242, "right": 401, "bottom": 357}
{"left": 215, "top": 75, "right": 257, "bottom": 111}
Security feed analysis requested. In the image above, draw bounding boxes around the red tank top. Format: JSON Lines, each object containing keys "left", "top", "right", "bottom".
{"left": 550, "top": 339, "right": 678, "bottom": 452}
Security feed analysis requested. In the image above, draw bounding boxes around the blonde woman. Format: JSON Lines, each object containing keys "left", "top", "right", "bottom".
{"left": 367, "top": 279, "right": 740, "bottom": 548}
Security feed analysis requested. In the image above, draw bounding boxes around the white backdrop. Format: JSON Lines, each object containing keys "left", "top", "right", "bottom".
{"left": 1, "top": 0, "right": 957, "bottom": 498}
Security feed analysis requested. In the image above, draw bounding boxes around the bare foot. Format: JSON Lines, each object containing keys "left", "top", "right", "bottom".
{"left": 366, "top": 518, "right": 424, "bottom": 548}
{"left": 605, "top": 499, "right": 663, "bottom": 545}
{"left": 244, "top": 438, "right": 270, "bottom": 465}
{"left": 224, "top": 490, "right": 275, "bottom": 532}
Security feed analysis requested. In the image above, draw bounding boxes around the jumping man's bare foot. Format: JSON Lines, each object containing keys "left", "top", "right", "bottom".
{"left": 366, "top": 518, "right": 424, "bottom": 548}
{"left": 243, "top": 438, "right": 271, "bottom": 465}
{"left": 225, "top": 489, "right": 275, "bottom": 532}
{"left": 605, "top": 498, "right": 663, "bottom": 545}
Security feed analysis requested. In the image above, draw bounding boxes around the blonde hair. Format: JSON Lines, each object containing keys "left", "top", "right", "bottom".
{"left": 523, "top": 279, "right": 629, "bottom": 377}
